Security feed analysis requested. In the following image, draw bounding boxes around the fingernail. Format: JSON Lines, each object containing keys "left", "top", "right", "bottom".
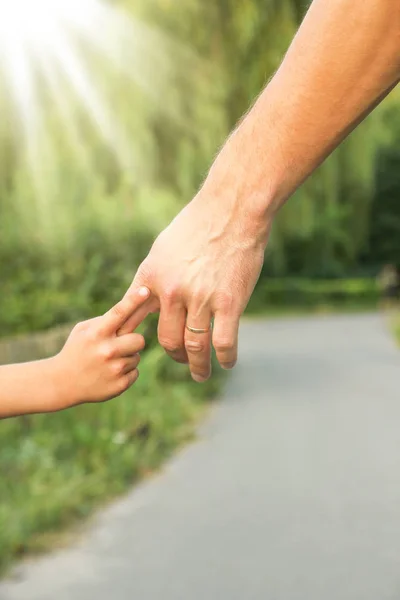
{"left": 138, "top": 287, "right": 150, "bottom": 298}
{"left": 222, "top": 362, "right": 237, "bottom": 370}
{"left": 192, "top": 374, "right": 208, "bottom": 384}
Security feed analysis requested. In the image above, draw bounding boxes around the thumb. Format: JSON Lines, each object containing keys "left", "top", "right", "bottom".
{"left": 102, "top": 287, "right": 151, "bottom": 334}
{"left": 117, "top": 266, "right": 160, "bottom": 336}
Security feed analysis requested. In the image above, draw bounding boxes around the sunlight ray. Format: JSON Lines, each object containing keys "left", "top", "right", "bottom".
{"left": 0, "top": 0, "right": 175, "bottom": 191}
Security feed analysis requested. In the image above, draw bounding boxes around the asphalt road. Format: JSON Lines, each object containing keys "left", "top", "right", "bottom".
{"left": 2, "top": 314, "right": 400, "bottom": 600}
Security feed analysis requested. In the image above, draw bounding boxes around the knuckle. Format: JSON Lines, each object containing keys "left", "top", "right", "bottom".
{"left": 74, "top": 321, "right": 87, "bottom": 333}
{"left": 159, "top": 337, "right": 182, "bottom": 354}
{"left": 84, "top": 329, "right": 99, "bottom": 345}
{"left": 215, "top": 291, "right": 236, "bottom": 313}
{"left": 112, "top": 360, "right": 125, "bottom": 376}
{"left": 163, "top": 284, "right": 181, "bottom": 304}
{"left": 192, "top": 286, "right": 208, "bottom": 301}
{"left": 99, "top": 344, "right": 115, "bottom": 361}
{"left": 136, "top": 260, "right": 152, "bottom": 283}
{"left": 185, "top": 340, "right": 205, "bottom": 354}
{"left": 84, "top": 320, "right": 102, "bottom": 341}
{"left": 214, "top": 338, "right": 235, "bottom": 353}
{"left": 111, "top": 302, "right": 125, "bottom": 320}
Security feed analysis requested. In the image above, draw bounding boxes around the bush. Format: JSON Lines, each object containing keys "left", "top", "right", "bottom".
{"left": 247, "top": 278, "right": 379, "bottom": 314}
{"left": 0, "top": 183, "right": 183, "bottom": 338}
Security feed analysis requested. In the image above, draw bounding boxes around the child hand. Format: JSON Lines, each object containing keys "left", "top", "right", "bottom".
{"left": 54, "top": 287, "right": 151, "bottom": 408}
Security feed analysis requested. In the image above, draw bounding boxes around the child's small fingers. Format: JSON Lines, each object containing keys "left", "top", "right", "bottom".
{"left": 122, "top": 355, "right": 141, "bottom": 374}
{"left": 102, "top": 287, "right": 151, "bottom": 335}
{"left": 124, "top": 368, "right": 140, "bottom": 389}
{"left": 115, "top": 334, "right": 146, "bottom": 356}
{"left": 118, "top": 296, "right": 160, "bottom": 336}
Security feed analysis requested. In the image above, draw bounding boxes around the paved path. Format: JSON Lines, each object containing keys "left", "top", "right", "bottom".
{"left": 2, "top": 314, "right": 400, "bottom": 600}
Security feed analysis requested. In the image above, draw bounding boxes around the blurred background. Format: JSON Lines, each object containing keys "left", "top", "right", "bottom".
{"left": 1, "top": 0, "right": 400, "bottom": 575}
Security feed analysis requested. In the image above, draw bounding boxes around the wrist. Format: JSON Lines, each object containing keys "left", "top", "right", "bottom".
{"left": 47, "top": 354, "right": 79, "bottom": 411}
{"left": 201, "top": 119, "right": 283, "bottom": 241}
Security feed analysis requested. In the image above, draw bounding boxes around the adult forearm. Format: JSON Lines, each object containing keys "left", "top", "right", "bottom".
{"left": 117, "top": 0, "right": 400, "bottom": 381}
{"left": 203, "top": 0, "right": 400, "bottom": 224}
{"left": 0, "top": 359, "right": 65, "bottom": 419}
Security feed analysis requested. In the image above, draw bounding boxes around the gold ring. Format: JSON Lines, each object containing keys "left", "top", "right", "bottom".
{"left": 186, "top": 325, "right": 211, "bottom": 334}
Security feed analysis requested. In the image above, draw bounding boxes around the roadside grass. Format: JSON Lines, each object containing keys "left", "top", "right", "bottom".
{"left": 0, "top": 346, "right": 224, "bottom": 575}
{"left": 244, "top": 302, "right": 378, "bottom": 320}
{"left": 246, "top": 277, "right": 379, "bottom": 316}
{"left": 391, "top": 309, "right": 400, "bottom": 345}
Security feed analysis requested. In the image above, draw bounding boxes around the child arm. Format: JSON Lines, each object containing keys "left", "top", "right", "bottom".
{"left": 0, "top": 287, "right": 151, "bottom": 419}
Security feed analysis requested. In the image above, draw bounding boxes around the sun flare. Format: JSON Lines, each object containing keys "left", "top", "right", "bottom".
{"left": 0, "top": 0, "right": 171, "bottom": 185}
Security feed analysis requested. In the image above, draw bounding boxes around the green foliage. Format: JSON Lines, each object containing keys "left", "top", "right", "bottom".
{"left": 247, "top": 278, "right": 379, "bottom": 314}
{"left": 363, "top": 105, "right": 400, "bottom": 269}
{"left": 0, "top": 175, "right": 183, "bottom": 337}
{"left": 140, "top": 0, "right": 399, "bottom": 278}
{"left": 1, "top": 0, "right": 399, "bottom": 293}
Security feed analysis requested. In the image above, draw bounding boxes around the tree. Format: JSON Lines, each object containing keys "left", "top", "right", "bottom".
{"left": 142, "top": 0, "right": 396, "bottom": 276}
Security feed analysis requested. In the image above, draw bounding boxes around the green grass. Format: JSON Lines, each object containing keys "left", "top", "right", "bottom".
{"left": 392, "top": 311, "right": 400, "bottom": 345}
{"left": 0, "top": 346, "right": 224, "bottom": 575}
{"left": 246, "top": 277, "right": 379, "bottom": 316}
{"left": 244, "top": 302, "right": 377, "bottom": 320}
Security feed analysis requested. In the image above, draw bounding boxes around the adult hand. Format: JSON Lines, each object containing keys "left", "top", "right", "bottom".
{"left": 119, "top": 190, "right": 271, "bottom": 382}
{"left": 120, "top": 0, "right": 400, "bottom": 385}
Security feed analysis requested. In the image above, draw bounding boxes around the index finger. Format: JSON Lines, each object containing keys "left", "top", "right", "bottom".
{"left": 118, "top": 294, "right": 159, "bottom": 336}
{"left": 101, "top": 287, "right": 151, "bottom": 334}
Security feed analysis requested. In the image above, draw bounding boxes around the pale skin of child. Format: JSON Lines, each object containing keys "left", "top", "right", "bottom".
{"left": 0, "top": 287, "right": 150, "bottom": 419}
